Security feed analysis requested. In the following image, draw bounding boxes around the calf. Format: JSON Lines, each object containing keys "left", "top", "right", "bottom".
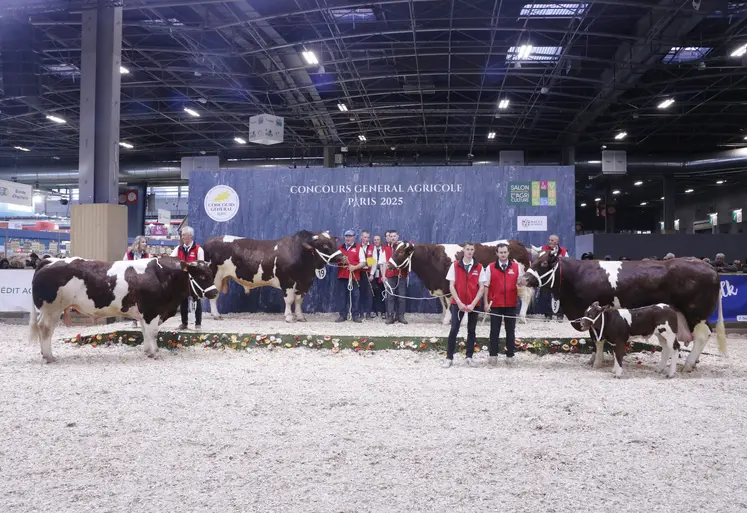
{"left": 579, "top": 301, "right": 693, "bottom": 378}
{"left": 30, "top": 257, "right": 218, "bottom": 362}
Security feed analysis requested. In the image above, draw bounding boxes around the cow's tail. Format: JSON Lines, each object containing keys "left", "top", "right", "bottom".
{"left": 29, "top": 303, "right": 41, "bottom": 345}
{"left": 716, "top": 287, "right": 727, "bottom": 356}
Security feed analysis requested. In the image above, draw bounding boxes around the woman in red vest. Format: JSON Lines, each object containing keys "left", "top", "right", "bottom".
{"left": 170, "top": 226, "right": 205, "bottom": 329}
{"left": 483, "top": 242, "right": 520, "bottom": 365}
{"left": 123, "top": 235, "right": 150, "bottom": 261}
{"left": 442, "top": 242, "right": 485, "bottom": 368}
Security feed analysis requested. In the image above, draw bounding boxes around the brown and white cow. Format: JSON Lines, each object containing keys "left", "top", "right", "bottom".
{"left": 519, "top": 249, "right": 726, "bottom": 372}
{"left": 388, "top": 239, "right": 533, "bottom": 324}
{"left": 30, "top": 256, "right": 218, "bottom": 362}
{"left": 579, "top": 301, "right": 693, "bottom": 378}
{"left": 203, "top": 230, "right": 345, "bottom": 323}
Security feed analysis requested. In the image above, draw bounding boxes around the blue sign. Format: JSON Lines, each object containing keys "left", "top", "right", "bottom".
{"left": 187, "top": 166, "right": 575, "bottom": 314}
{"left": 709, "top": 274, "right": 747, "bottom": 323}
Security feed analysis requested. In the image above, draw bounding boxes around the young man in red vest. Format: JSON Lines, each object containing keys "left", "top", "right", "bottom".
{"left": 442, "top": 242, "right": 485, "bottom": 368}
{"left": 170, "top": 226, "right": 205, "bottom": 330}
{"left": 336, "top": 229, "right": 363, "bottom": 323}
{"left": 379, "top": 229, "right": 409, "bottom": 324}
{"left": 539, "top": 234, "right": 569, "bottom": 321}
{"left": 367, "top": 234, "right": 385, "bottom": 318}
{"left": 483, "top": 242, "right": 519, "bottom": 365}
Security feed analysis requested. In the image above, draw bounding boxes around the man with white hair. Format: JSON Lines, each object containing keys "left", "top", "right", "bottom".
{"left": 171, "top": 226, "right": 205, "bottom": 329}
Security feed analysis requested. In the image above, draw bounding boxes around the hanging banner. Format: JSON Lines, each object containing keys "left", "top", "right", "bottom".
{"left": 0, "top": 270, "right": 34, "bottom": 312}
{"left": 708, "top": 275, "right": 747, "bottom": 323}
{"left": 0, "top": 179, "right": 33, "bottom": 208}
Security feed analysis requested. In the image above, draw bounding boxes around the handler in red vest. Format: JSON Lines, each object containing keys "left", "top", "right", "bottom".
{"left": 170, "top": 226, "right": 205, "bottom": 330}
{"left": 442, "top": 242, "right": 485, "bottom": 368}
{"left": 335, "top": 229, "right": 363, "bottom": 323}
{"left": 123, "top": 235, "right": 150, "bottom": 261}
{"left": 483, "top": 242, "right": 520, "bottom": 365}
{"left": 540, "top": 234, "right": 569, "bottom": 321}
{"left": 379, "top": 229, "right": 409, "bottom": 324}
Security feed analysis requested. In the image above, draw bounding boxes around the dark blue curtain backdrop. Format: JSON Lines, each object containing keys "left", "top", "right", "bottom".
{"left": 187, "top": 166, "right": 575, "bottom": 314}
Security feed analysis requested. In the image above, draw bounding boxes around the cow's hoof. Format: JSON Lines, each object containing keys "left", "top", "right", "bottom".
{"left": 683, "top": 363, "right": 696, "bottom": 373}
{"left": 146, "top": 351, "right": 162, "bottom": 360}
{"left": 665, "top": 371, "right": 676, "bottom": 379}
{"left": 295, "top": 317, "right": 307, "bottom": 323}
{"left": 612, "top": 372, "right": 623, "bottom": 379}
{"left": 212, "top": 315, "right": 224, "bottom": 321}
{"left": 284, "top": 317, "right": 295, "bottom": 323}
{"left": 42, "top": 356, "right": 57, "bottom": 364}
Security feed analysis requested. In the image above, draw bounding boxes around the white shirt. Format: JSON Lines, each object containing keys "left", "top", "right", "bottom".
{"left": 480, "top": 260, "right": 512, "bottom": 285}
{"left": 376, "top": 245, "right": 389, "bottom": 267}
{"left": 369, "top": 245, "right": 384, "bottom": 277}
{"left": 358, "top": 243, "right": 370, "bottom": 268}
{"left": 170, "top": 243, "right": 205, "bottom": 261}
{"left": 446, "top": 258, "right": 478, "bottom": 282}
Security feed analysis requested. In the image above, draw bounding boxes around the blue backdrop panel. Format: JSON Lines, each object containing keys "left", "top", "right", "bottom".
{"left": 709, "top": 275, "right": 747, "bottom": 323}
{"left": 187, "top": 166, "right": 575, "bottom": 314}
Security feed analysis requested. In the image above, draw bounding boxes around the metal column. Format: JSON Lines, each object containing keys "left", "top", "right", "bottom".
{"left": 78, "top": 1, "right": 123, "bottom": 204}
{"left": 561, "top": 146, "right": 576, "bottom": 166}
{"left": 662, "top": 175, "right": 676, "bottom": 233}
{"left": 323, "top": 146, "right": 337, "bottom": 168}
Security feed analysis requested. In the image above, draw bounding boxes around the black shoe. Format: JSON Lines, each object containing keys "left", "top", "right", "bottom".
{"left": 178, "top": 323, "right": 188, "bottom": 330}
{"left": 385, "top": 317, "right": 396, "bottom": 325}
{"left": 397, "top": 317, "right": 408, "bottom": 325}
{"left": 352, "top": 318, "right": 362, "bottom": 323}
{"left": 335, "top": 316, "right": 346, "bottom": 323}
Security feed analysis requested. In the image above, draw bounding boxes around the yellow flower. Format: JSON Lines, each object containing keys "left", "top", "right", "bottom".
{"left": 285, "top": 343, "right": 292, "bottom": 348}
{"left": 231, "top": 335, "right": 238, "bottom": 342}
{"left": 231, "top": 343, "right": 237, "bottom": 349}
{"left": 352, "top": 341, "right": 360, "bottom": 348}
{"left": 96, "top": 335, "right": 102, "bottom": 341}
{"left": 241, "top": 341, "right": 247, "bottom": 347}
{"left": 571, "top": 339, "right": 578, "bottom": 345}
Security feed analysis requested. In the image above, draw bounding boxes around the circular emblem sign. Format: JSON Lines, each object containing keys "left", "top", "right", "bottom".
{"left": 204, "top": 185, "right": 240, "bottom": 223}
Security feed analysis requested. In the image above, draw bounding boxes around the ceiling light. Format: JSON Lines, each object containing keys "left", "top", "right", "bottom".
{"left": 358, "top": 134, "right": 367, "bottom": 142}
{"left": 517, "top": 45, "right": 533, "bottom": 59}
{"left": 685, "top": 188, "right": 694, "bottom": 193}
{"left": 120, "top": 66, "right": 130, "bottom": 74}
{"left": 498, "top": 99, "right": 509, "bottom": 109}
{"left": 634, "top": 180, "right": 643, "bottom": 186}
{"left": 119, "top": 141, "right": 134, "bottom": 149}
{"left": 14, "top": 146, "right": 30, "bottom": 152}
{"left": 612, "top": 189, "right": 621, "bottom": 195}
{"left": 743, "top": 135, "right": 747, "bottom": 141}
{"left": 640, "top": 201, "right": 647, "bottom": 206}
{"left": 717, "top": 179, "right": 725, "bottom": 184}
{"left": 580, "top": 202, "right": 587, "bottom": 207}
{"left": 614, "top": 131, "right": 627, "bottom": 140}
{"left": 731, "top": 44, "right": 747, "bottom": 57}
{"left": 234, "top": 137, "right": 247, "bottom": 144}
{"left": 184, "top": 107, "right": 200, "bottom": 117}
{"left": 587, "top": 160, "right": 601, "bottom": 164}
{"left": 657, "top": 98, "right": 675, "bottom": 109}
{"left": 302, "top": 50, "right": 319, "bottom": 65}
{"left": 594, "top": 197, "right": 601, "bottom": 202}
{"left": 660, "top": 196, "right": 664, "bottom": 200}
{"left": 337, "top": 103, "right": 348, "bottom": 112}
{"left": 487, "top": 131, "right": 496, "bottom": 140}
{"left": 46, "top": 115, "right": 66, "bottom": 124}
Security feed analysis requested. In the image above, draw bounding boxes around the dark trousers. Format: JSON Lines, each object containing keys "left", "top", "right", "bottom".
{"left": 489, "top": 306, "right": 517, "bottom": 357}
{"left": 337, "top": 278, "right": 361, "bottom": 319}
{"left": 370, "top": 278, "right": 385, "bottom": 315}
{"left": 386, "top": 276, "right": 407, "bottom": 319}
{"left": 360, "top": 276, "right": 374, "bottom": 316}
{"left": 446, "top": 304, "right": 479, "bottom": 359}
{"left": 181, "top": 297, "right": 202, "bottom": 326}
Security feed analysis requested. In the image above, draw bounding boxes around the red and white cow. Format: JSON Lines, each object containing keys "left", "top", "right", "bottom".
{"left": 203, "top": 230, "right": 345, "bottom": 323}
{"left": 30, "top": 256, "right": 218, "bottom": 362}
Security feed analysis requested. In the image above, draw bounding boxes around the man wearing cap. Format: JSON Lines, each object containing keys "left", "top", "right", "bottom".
{"left": 336, "top": 230, "right": 363, "bottom": 323}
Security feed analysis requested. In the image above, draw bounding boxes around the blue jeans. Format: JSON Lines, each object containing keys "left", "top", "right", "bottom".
{"left": 337, "top": 278, "right": 360, "bottom": 320}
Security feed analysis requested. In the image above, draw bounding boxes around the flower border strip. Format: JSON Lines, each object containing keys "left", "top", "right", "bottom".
{"left": 62, "top": 331, "right": 662, "bottom": 356}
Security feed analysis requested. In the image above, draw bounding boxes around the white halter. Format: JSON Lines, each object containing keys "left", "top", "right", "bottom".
{"left": 314, "top": 248, "right": 342, "bottom": 279}
{"left": 526, "top": 261, "right": 559, "bottom": 288}
{"left": 580, "top": 310, "right": 606, "bottom": 343}
{"left": 189, "top": 276, "right": 217, "bottom": 298}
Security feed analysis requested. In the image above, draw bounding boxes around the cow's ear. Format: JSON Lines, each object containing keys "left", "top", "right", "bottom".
{"left": 302, "top": 242, "right": 313, "bottom": 250}
{"left": 179, "top": 260, "right": 189, "bottom": 272}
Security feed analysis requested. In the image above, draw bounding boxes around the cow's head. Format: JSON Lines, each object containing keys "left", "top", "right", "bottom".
{"left": 519, "top": 245, "right": 560, "bottom": 289}
{"left": 303, "top": 230, "right": 345, "bottom": 268}
{"left": 389, "top": 241, "right": 415, "bottom": 270}
{"left": 578, "top": 301, "right": 608, "bottom": 331}
{"left": 181, "top": 260, "right": 219, "bottom": 299}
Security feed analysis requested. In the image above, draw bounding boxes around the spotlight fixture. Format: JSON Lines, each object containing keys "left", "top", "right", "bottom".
{"left": 358, "top": 134, "right": 367, "bottom": 142}
{"left": 498, "top": 99, "right": 509, "bottom": 109}
{"left": 614, "top": 131, "right": 627, "bottom": 140}
{"left": 234, "top": 137, "right": 247, "bottom": 144}
{"left": 184, "top": 107, "right": 200, "bottom": 117}
{"left": 119, "top": 141, "right": 134, "bottom": 149}
{"left": 302, "top": 50, "right": 319, "bottom": 65}
{"left": 634, "top": 180, "right": 643, "bottom": 186}
{"left": 120, "top": 66, "right": 130, "bottom": 74}
{"left": 14, "top": 146, "right": 30, "bottom": 152}
{"left": 46, "top": 115, "right": 66, "bottom": 124}
{"left": 337, "top": 103, "right": 348, "bottom": 112}
{"left": 657, "top": 98, "right": 675, "bottom": 109}
{"left": 487, "top": 132, "right": 496, "bottom": 140}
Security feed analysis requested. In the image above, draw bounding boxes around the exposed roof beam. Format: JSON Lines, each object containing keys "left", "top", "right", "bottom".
{"left": 562, "top": 0, "right": 712, "bottom": 143}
